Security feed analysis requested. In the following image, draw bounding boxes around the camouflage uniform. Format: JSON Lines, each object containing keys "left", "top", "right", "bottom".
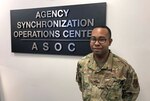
{"left": 76, "top": 51, "right": 140, "bottom": 101}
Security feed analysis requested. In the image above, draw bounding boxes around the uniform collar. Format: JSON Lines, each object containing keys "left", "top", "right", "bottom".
{"left": 88, "top": 51, "right": 113, "bottom": 71}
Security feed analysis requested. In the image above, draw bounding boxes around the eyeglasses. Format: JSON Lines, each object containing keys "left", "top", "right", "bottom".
{"left": 90, "top": 36, "right": 107, "bottom": 44}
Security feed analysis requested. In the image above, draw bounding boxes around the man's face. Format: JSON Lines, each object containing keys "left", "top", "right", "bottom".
{"left": 90, "top": 27, "right": 112, "bottom": 56}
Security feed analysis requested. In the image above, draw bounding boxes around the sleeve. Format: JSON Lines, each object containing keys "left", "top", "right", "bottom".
{"left": 122, "top": 66, "right": 140, "bottom": 101}
{"left": 76, "top": 62, "right": 83, "bottom": 92}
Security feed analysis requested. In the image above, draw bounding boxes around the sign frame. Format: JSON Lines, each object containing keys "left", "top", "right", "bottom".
{"left": 10, "top": 3, "right": 107, "bottom": 56}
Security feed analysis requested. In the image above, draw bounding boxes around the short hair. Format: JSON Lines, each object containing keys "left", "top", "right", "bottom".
{"left": 93, "top": 25, "right": 112, "bottom": 39}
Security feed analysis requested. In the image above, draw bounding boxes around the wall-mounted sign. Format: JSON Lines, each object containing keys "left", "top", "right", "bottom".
{"left": 10, "top": 3, "right": 106, "bottom": 56}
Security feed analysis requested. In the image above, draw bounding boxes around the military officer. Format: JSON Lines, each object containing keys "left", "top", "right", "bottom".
{"left": 76, "top": 26, "right": 140, "bottom": 101}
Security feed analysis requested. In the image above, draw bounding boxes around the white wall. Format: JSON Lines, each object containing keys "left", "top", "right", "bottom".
{"left": 0, "top": 0, "right": 150, "bottom": 101}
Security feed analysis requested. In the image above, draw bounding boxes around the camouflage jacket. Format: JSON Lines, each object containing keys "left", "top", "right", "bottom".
{"left": 76, "top": 52, "right": 140, "bottom": 101}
